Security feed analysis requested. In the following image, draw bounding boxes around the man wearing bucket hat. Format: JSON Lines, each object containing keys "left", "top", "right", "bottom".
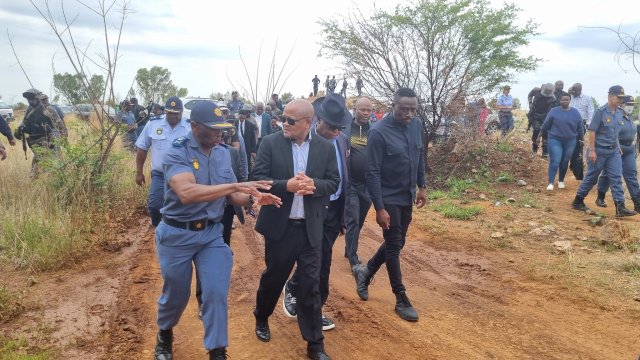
{"left": 282, "top": 93, "right": 350, "bottom": 332}
{"left": 571, "top": 85, "right": 636, "bottom": 217}
{"left": 135, "top": 96, "right": 190, "bottom": 226}
{"left": 497, "top": 85, "right": 514, "bottom": 136}
{"left": 152, "top": 100, "right": 282, "bottom": 360}
{"left": 595, "top": 95, "right": 640, "bottom": 211}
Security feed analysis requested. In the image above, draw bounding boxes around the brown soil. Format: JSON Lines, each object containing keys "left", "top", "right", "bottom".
{"left": 3, "top": 136, "right": 640, "bottom": 359}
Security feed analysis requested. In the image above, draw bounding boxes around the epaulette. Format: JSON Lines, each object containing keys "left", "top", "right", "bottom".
{"left": 172, "top": 136, "right": 188, "bottom": 147}
{"left": 150, "top": 115, "right": 164, "bottom": 121}
{"left": 219, "top": 143, "right": 230, "bottom": 149}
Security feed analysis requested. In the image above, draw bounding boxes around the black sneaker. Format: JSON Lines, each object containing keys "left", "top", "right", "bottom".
{"left": 209, "top": 347, "right": 227, "bottom": 360}
{"left": 282, "top": 280, "right": 297, "bottom": 318}
{"left": 394, "top": 292, "right": 419, "bottom": 322}
{"left": 154, "top": 329, "right": 173, "bottom": 360}
{"left": 321, "top": 314, "right": 335, "bottom": 331}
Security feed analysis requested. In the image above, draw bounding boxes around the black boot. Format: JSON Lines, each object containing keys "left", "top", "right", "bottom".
{"left": 353, "top": 264, "right": 373, "bottom": 300}
{"left": 615, "top": 201, "right": 637, "bottom": 217}
{"left": 572, "top": 196, "right": 590, "bottom": 212}
{"left": 595, "top": 191, "right": 608, "bottom": 207}
{"left": 209, "top": 347, "right": 228, "bottom": 360}
{"left": 154, "top": 329, "right": 173, "bottom": 360}
{"left": 394, "top": 292, "right": 419, "bottom": 322}
{"left": 632, "top": 197, "right": 640, "bottom": 212}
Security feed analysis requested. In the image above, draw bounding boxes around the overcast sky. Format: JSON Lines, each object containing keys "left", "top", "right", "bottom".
{"left": 1, "top": 0, "right": 639, "bottom": 108}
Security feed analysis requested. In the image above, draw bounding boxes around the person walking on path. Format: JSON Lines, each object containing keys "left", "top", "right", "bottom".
{"left": 352, "top": 88, "right": 427, "bottom": 322}
{"left": 496, "top": 86, "right": 514, "bottom": 136}
{"left": 571, "top": 85, "right": 636, "bottom": 217}
{"left": 594, "top": 95, "right": 640, "bottom": 211}
{"left": 540, "top": 93, "right": 584, "bottom": 191}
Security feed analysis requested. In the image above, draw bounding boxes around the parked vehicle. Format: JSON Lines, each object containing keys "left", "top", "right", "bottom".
{"left": 73, "top": 104, "right": 116, "bottom": 120}
{"left": 0, "top": 101, "right": 14, "bottom": 122}
{"left": 181, "top": 97, "right": 214, "bottom": 119}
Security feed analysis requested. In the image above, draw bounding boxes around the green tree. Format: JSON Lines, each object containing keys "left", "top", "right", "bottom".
{"left": 513, "top": 98, "right": 521, "bottom": 109}
{"left": 319, "top": 0, "right": 539, "bottom": 142}
{"left": 54, "top": 73, "right": 105, "bottom": 104}
{"left": 280, "top": 92, "right": 294, "bottom": 103}
{"left": 135, "top": 66, "right": 187, "bottom": 104}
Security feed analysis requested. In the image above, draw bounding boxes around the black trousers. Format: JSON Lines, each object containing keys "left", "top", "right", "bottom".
{"left": 254, "top": 221, "right": 324, "bottom": 353}
{"left": 344, "top": 182, "right": 371, "bottom": 266}
{"left": 290, "top": 196, "right": 344, "bottom": 306}
{"left": 366, "top": 204, "right": 412, "bottom": 294}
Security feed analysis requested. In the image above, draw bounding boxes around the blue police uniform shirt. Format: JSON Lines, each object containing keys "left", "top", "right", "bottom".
{"left": 589, "top": 105, "right": 623, "bottom": 149}
{"left": 135, "top": 116, "right": 190, "bottom": 173}
{"left": 162, "top": 133, "right": 237, "bottom": 222}
{"left": 618, "top": 112, "right": 636, "bottom": 154}
{"left": 497, "top": 94, "right": 513, "bottom": 110}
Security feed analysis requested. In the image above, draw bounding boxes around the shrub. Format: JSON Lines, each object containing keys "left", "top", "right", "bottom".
{"left": 432, "top": 202, "right": 483, "bottom": 220}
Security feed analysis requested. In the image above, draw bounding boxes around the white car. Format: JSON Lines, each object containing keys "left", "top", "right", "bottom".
{"left": 181, "top": 97, "right": 214, "bottom": 119}
{"left": 0, "top": 101, "right": 14, "bottom": 122}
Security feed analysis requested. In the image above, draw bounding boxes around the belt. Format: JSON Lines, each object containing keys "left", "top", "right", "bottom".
{"left": 619, "top": 141, "right": 633, "bottom": 146}
{"left": 596, "top": 144, "right": 617, "bottom": 150}
{"left": 288, "top": 218, "right": 306, "bottom": 227}
{"left": 162, "top": 216, "right": 215, "bottom": 231}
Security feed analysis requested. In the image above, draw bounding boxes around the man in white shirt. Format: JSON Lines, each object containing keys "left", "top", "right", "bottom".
{"left": 569, "top": 83, "right": 594, "bottom": 128}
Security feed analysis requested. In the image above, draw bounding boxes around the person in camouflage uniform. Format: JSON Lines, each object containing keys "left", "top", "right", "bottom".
{"left": 38, "top": 93, "right": 68, "bottom": 138}
{"left": 14, "top": 88, "right": 60, "bottom": 176}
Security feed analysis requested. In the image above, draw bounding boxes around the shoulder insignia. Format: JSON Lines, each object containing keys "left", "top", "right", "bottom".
{"left": 192, "top": 158, "right": 200, "bottom": 170}
{"left": 172, "top": 136, "right": 187, "bottom": 147}
{"left": 156, "top": 127, "right": 163, "bottom": 135}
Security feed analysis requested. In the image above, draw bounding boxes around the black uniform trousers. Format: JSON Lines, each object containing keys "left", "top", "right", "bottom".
{"left": 366, "top": 204, "right": 412, "bottom": 294}
{"left": 254, "top": 220, "right": 324, "bottom": 353}
{"left": 290, "top": 195, "right": 344, "bottom": 306}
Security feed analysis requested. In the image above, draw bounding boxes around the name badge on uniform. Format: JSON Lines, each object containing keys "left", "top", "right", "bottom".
{"left": 156, "top": 128, "right": 163, "bottom": 135}
{"left": 192, "top": 158, "right": 200, "bottom": 170}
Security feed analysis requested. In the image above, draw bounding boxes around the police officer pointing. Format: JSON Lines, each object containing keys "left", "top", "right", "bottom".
{"left": 571, "top": 85, "right": 636, "bottom": 217}
{"left": 153, "top": 101, "right": 281, "bottom": 360}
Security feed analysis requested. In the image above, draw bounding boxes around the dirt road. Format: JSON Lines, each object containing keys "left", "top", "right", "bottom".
{"left": 104, "top": 173, "right": 640, "bottom": 359}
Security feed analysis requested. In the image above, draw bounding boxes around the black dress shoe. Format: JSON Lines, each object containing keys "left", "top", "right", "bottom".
{"left": 154, "top": 329, "right": 173, "bottom": 360}
{"left": 307, "top": 350, "right": 331, "bottom": 360}
{"left": 209, "top": 347, "right": 228, "bottom": 360}
{"left": 255, "top": 321, "right": 271, "bottom": 342}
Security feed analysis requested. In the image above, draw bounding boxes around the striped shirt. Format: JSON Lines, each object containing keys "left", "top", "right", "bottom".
{"left": 570, "top": 94, "right": 594, "bottom": 125}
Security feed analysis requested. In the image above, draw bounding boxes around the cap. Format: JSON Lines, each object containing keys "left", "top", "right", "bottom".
{"left": 313, "top": 93, "right": 351, "bottom": 128}
{"left": 37, "top": 93, "right": 49, "bottom": 100}
{"left": 165, "top": 96, "right": 183, "bottom": 113}
{"left": 503, "top": 85, "right": 511, "bottom": 90}
{"left": 622, "top": 95, "right": 635, "bottom": 105}
{"left": 189, "top": 101, "right": 232, "bottom": 129}
{"left": 608, "top": 85, "right": 625, "bottom": 97}
{"left": 22, "top": 88, "right": 42, "bottom": 99}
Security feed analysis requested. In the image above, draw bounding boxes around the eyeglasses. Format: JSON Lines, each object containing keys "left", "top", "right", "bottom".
{"left": 282, "top": 116, "right": 305, "bottom": 126}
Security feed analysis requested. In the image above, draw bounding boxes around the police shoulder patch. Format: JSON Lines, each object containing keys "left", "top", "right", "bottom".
{"left": 172, "top": 136, "right": 187, "bottom": 147}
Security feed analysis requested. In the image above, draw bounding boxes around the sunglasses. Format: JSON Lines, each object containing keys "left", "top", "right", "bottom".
{"left": 282, "top": 116, "right": 305, "bottom": 126}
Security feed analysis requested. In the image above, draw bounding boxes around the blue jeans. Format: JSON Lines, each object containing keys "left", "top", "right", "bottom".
{"left": 148, "top": 170, "right": 165, "bottom": 226}
{"left": 499, "top": 111, "right": 514, "bottom": 136}
{"left": 547, "top": 137, "right": 576, "bottom": 184}
{"left": 597, "top": 148, "right": 640, "bottom": 199}
{"left": 576, "top": 149, "right": 625, "bottom": 202}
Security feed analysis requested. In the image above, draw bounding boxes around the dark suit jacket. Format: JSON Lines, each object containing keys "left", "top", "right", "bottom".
{"left": 237, "top": 120, "right": 257, "bottom": 158}
{"left": 253, "top": 131, "right": 340, "bottom": 244}
{"left": 311, "top": 125, "right": 349, "bottom": 198}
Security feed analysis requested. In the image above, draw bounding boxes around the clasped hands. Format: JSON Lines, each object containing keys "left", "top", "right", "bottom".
{"left": 287, "top": 171, "right": 316, "bottom": 195}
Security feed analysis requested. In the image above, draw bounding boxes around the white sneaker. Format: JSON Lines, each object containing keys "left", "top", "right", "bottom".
{"left": 558, "top": 182, "right": 565, "bottom": 189}
{"left": 546, "top": 184, "right": 554, "bottom": 191}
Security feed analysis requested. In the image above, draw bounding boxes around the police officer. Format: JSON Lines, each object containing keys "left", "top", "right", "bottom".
{"left": 14, "top": 88, "right": 59, "bottom": 177}
{"left": 496, "top": 85, "right": 514, "bottom": 136}
{"left": 595, "top": 95, "right": 640, "bottom": 211}
{"left": 571, "top": 85, "right": 636, "bottom": 217}
{"left": 153, "top": 101, "right": 281, "bottom": 360}
{"left": 135, "top": 96, "right": 190, "bottom": 226}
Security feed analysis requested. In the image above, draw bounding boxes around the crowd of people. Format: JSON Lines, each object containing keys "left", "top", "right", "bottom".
{"left": 3, "top": 77, "right": 639, "bottom": 359}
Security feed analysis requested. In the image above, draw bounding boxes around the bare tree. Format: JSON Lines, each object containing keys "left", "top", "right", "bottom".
{"left": 24, "top": 0, "right": 131, "bottom": 178}
{"left": 226, "top": 41, "right": 298, "bottom": 105}
{"left": 588, "top": 24, "right": 640, "bottom": 75}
